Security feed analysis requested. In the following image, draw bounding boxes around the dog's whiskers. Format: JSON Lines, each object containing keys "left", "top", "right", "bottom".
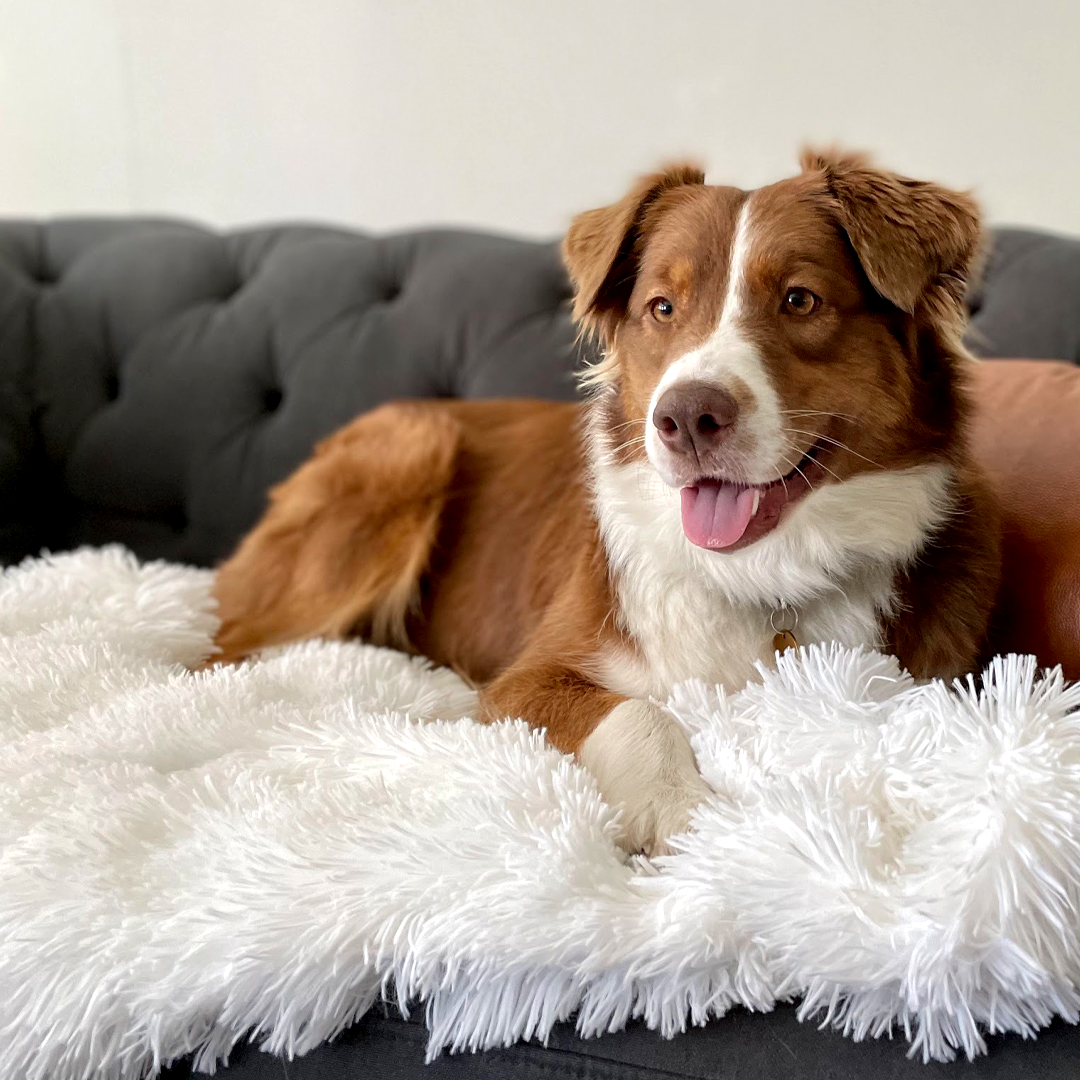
{"left": 785, "top": 428, "right": 885, "bottom": 470}
{"left": 771, "top": 461, "right": 790, "bottom": 499}
{"left": 775, "top": 448, "right": 815, "bottom": 493}
{"left": 607, "top": 418, "right": 645, "bottom": 435}
{"left": 782, "top": 436, "right": 844, "bottom": 485}
{"left": 610, "top": 435, "right": 648, "bottom": 456}
{"left": 780, "top": 409, "right": 857, "bottom": 424}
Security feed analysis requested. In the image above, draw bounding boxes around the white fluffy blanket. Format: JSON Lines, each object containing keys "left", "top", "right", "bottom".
{"left": 4, "top": 547, "right": 1080, "bottom": 1079}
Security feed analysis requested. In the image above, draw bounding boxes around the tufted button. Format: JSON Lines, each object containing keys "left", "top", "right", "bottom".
{"left": 104, "top": 374, "right": 120, "bottom": 402}
{"left": 262, "top": 387, "right": 283, "bottom": 413}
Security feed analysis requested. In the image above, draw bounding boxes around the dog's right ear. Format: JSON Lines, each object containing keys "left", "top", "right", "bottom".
{"left": 799, "top": 147, "right": 982, "bottom": 322}
{"left": 563, "top": 163, "right": 704, "bottom": 347}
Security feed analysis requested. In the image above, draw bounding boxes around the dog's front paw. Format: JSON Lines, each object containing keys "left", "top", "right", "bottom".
{"left": 578, "top": 699, "right": 712, "bottom": 858}
{"left": 616, "top": 774, "right": 712, "bottom": 857}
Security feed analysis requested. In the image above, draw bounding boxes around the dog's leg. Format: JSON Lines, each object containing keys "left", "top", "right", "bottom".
{"left": 210, "top": 404, "right": 460, "bottom": 665}
{"left": 577, "top": 699, "right": 712, "bottom": 857}
{"left": 480, "top": 662, "right": 710, "bottom": 856}
{"left": 887, "top": 472, "right": 1002, "bottom": 680}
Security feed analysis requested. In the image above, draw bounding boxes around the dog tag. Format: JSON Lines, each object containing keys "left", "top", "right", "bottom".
{"left": 773, "top": 629, "right": 799, "bottom": 654}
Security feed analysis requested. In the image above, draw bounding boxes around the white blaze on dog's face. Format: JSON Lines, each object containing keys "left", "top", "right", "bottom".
{"left": 564, "top": 150, "right": 982, "bottom": 553}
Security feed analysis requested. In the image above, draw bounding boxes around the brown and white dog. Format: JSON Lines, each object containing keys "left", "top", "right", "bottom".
{"left": 211, "top": 149, "right": 1001, "bottom": 856}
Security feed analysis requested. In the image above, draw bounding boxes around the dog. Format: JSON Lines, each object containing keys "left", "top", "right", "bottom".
{"left": 210, "top": 148, "right": 1002, "bottom": 856}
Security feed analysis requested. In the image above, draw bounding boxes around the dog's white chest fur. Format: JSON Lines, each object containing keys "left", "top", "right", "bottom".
{"left": 598, "top": 558, "right": 888, "bottom": 700}
{"left": 589, "top": 454, "right": 954, "bottom": 701}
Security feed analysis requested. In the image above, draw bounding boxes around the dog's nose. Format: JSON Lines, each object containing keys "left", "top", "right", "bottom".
{"left": 652, "top": 384, "right": 739, "bottom": 457}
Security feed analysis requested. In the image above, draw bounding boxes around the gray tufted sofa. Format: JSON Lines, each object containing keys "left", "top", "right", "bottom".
{"left": 2, "top": 218, "right": 1080, "bottom": 1080}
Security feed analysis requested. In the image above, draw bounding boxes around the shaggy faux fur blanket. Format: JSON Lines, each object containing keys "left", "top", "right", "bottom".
{"left": 3, "top": 547, "right": 1080, "bottom": 1080}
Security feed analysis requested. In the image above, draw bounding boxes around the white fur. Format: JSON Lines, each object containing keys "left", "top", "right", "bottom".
{"left": 645, "top": 196, "right": 788, "bottom": 485}
{"left": 591, "top": 400, "right": 954, "bottom": 699}
{"left": 593, "top": 186, "right": 954, "bottom": 698}
{"left": 579, "top": 700, "right": 712, "bottom": 856}
{"left": 3, "top": 546, "right": 1079, "bottom": 1073}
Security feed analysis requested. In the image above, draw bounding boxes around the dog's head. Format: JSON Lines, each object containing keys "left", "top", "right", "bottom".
{"left": 564, "top": 149, "right": 981, "bottom": 552}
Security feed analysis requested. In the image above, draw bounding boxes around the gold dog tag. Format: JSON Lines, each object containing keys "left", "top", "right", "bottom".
{"left": 773, "top": 629, "right": 799, "bottom": 654}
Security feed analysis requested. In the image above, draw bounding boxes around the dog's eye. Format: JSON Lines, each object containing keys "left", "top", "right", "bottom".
{"left": 783, "top": 287, "right": 820, "bottom": 316}
{"left": 649, "top": 297, "right": 675, "bottom": 322}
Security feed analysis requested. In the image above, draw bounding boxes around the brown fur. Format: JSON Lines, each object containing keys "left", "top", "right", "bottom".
{"left": 213, "top": 403, "right": 460, "bottom": 665}
{"left": 212, "top": 148, "right": 1001, "bottom": 767}
{"left": 800, "top": 147, "right": 982, "bottom": 318}
{"left": 565, "top": 162, "right": 706, "bottom": 346}
{"left": 213, "top": 398, "right": 626, "bottom": 752}
{"left": 888, "top": 463, "right": 1002, "bottom": 679}
{"left": 560, "top": 148, "right": 998, "bottom": 672}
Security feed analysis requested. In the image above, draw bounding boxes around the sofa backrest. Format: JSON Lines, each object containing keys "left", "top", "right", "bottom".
{"left": 1, "top": 219, "right": 1078, "bottom": 567}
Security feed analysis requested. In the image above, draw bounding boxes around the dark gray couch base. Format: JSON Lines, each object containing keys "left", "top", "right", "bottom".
{"left": 161, "top": 1005, "right": 1078, "bottom": 1079}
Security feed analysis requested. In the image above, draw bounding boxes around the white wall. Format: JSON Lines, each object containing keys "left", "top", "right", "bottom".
{"left": 2, "top": 0, "right": 1078, "bottom": 237}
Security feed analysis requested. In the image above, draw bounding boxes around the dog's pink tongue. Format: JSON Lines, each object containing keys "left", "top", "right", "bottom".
{"left": 681, "top": 480, "right": 756, "bottom": 549}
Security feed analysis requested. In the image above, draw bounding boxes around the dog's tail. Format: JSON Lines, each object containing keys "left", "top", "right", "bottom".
{"left": 210, "top": 402, "right": 459, "bottom": 666}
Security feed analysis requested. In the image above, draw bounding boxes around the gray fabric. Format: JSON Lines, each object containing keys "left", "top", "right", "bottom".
{"left": 158, "top": 1006, "right": 1080, "bottom": 1080}
{"left": 967, "top": 227, "right": 1080, "bottom": 362}
{"left": 1, "top": 218, "right": 1078, "bottom": 569}
{"left": 2, "top": 216, "right": 1080, "bottom": 1080}
{"left": 0, "top": 219, "right": 585, "bottom": 566}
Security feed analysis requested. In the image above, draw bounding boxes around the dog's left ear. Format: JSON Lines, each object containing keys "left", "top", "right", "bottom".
{"left": 801, "top": 147, "right": 982, "bottom": 317}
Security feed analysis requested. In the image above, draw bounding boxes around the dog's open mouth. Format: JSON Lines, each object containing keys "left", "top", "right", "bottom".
{"left": 681, "top": 441, "right": 828, "bottom": 552}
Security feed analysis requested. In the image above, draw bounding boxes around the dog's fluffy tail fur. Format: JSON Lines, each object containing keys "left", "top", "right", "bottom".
{"left": 212, "top": 403, "right": 459, "bottom": 665}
